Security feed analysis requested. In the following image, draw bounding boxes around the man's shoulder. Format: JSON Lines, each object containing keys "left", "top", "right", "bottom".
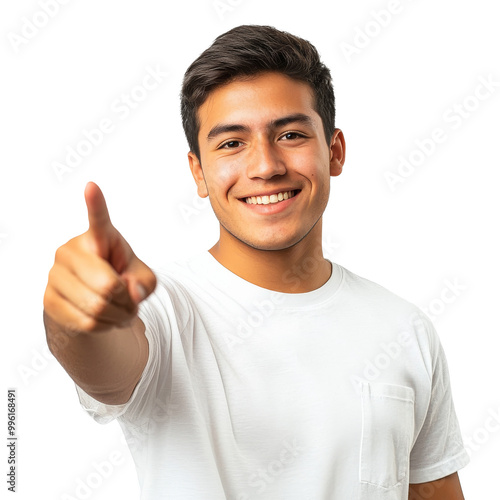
{"left": 338, "top": 263, "right": 427, "bottom": 328}
{"left": 339, "top": 264, "right": 416, "bottom": 305}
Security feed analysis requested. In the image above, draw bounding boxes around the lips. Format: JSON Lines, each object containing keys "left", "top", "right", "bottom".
{"left": 239, "top": 189, "right": 301, "bottom": 205}
{"left": 238, "top": 189, "right": 301, "bottom": 216}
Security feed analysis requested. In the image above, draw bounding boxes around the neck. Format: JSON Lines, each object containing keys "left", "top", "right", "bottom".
{"left": 208, "top": 220, "right": 332, "bottom": 293}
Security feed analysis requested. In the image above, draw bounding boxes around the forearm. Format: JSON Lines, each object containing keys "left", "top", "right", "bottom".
{"left": 44, "top": 311, "right": 148, "bottom": 405}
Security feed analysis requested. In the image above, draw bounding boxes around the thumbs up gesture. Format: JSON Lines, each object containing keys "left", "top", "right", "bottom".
{"left": 43, "top": 182, "right": 157, "bottom": 334}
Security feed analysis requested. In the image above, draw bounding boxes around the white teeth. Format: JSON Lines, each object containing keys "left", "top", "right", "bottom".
{"left": 245, "top": 190, "right": 296, "bottom": 205}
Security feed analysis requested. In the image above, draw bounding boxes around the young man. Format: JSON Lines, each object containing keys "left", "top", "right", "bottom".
{"left": 43, "top": 25, "right": 470, "bottom": 499}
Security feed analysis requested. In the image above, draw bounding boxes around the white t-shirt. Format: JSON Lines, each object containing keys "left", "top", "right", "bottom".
{"left": 76, "top": 251, "right": 470, "bottom": 499}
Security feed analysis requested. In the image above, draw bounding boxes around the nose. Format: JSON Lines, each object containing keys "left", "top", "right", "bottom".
{"left": 246, "top": 138, "right": 286, "bottom": 180}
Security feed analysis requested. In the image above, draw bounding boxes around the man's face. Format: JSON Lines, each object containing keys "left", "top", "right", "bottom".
{"left": 188, "top": 71, "right": 345, "bottom": 252}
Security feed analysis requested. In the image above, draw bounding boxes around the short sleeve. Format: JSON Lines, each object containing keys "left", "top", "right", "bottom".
{"left": 409, "top": 312, "right": 470, "bottom": 483}
{"left": 75, "top": 275, "right": 174, "bottom": 425}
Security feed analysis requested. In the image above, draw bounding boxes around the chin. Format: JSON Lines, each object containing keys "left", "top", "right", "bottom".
{"left": 243, "top": 235, "right": 305, "bottom": 252}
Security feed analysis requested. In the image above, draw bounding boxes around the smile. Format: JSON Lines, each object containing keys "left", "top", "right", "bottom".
{"left": 244, "top": 190, "right": 299, "bottom": 205}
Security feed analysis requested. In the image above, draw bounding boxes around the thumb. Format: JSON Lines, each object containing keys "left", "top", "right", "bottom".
{"left": 84, "top": 181, "right": 114, "bottom": 239}
{"left": 121, "top": 257, "right": 157, "bottom": 305}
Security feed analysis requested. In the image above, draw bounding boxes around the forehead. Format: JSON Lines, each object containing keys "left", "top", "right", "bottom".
{"left": 197, "top": 72, "right": 319, "bottom": 135}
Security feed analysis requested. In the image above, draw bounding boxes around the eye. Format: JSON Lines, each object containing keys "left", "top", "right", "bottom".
{"left": 280, "top": 131, "right": 305, "bottom": 141}
{"left": 219, "top": 140, "right": 242, "bottom": 149}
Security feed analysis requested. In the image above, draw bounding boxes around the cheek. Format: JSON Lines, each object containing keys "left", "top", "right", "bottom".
{"left": 299, "top": 153, "right": 331, "bottom": 198}
{"left": 209, "top": 159, "right": 240, "bottom": 187}
{"left": 291, "top": 152, "right": 327, "bottom": 181}
{"left": 204, "top": 159, "right": 241, "bottom": 203}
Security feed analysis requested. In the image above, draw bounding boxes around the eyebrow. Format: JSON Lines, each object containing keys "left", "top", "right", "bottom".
{"left": 206, "top": 113, "right": 315, "bottom": 142}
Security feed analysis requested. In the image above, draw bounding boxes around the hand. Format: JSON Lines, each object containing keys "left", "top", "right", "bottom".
{"left": 43, "top": 182, "right": 157, "bottom": 334}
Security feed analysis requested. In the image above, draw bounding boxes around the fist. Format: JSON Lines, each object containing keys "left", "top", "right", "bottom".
{"left": 43, "top": 182, "right": 157, "bottom": 334}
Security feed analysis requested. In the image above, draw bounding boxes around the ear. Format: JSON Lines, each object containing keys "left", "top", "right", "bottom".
{"left": 328, "top": 128, "right": 346, "bottom": 177}
{"left": 188, "top": 151, "right": 209, "bottom": 198}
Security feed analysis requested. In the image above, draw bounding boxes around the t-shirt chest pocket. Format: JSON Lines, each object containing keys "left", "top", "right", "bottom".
{"left": 359, "top": 381, "right": 415, "bottom": 490}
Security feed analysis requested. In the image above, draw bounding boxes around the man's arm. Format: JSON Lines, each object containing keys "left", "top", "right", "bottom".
{"left": 409, "top": 472, "right": 465, "bottom": 500}
{"left": 43, "top": 182, "right": 156, "bottom": 405}
{"left": 43, "top": 312, "right": 149, "bottom": 405}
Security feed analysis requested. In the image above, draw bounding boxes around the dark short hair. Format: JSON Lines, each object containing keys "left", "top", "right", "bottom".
{"left": 180, "top": 25, "right": 336, "bottom": 160}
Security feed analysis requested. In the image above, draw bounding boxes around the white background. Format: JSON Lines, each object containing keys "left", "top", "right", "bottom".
{"left": 1, "top": 0, "right": 499, "bottom": 498}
